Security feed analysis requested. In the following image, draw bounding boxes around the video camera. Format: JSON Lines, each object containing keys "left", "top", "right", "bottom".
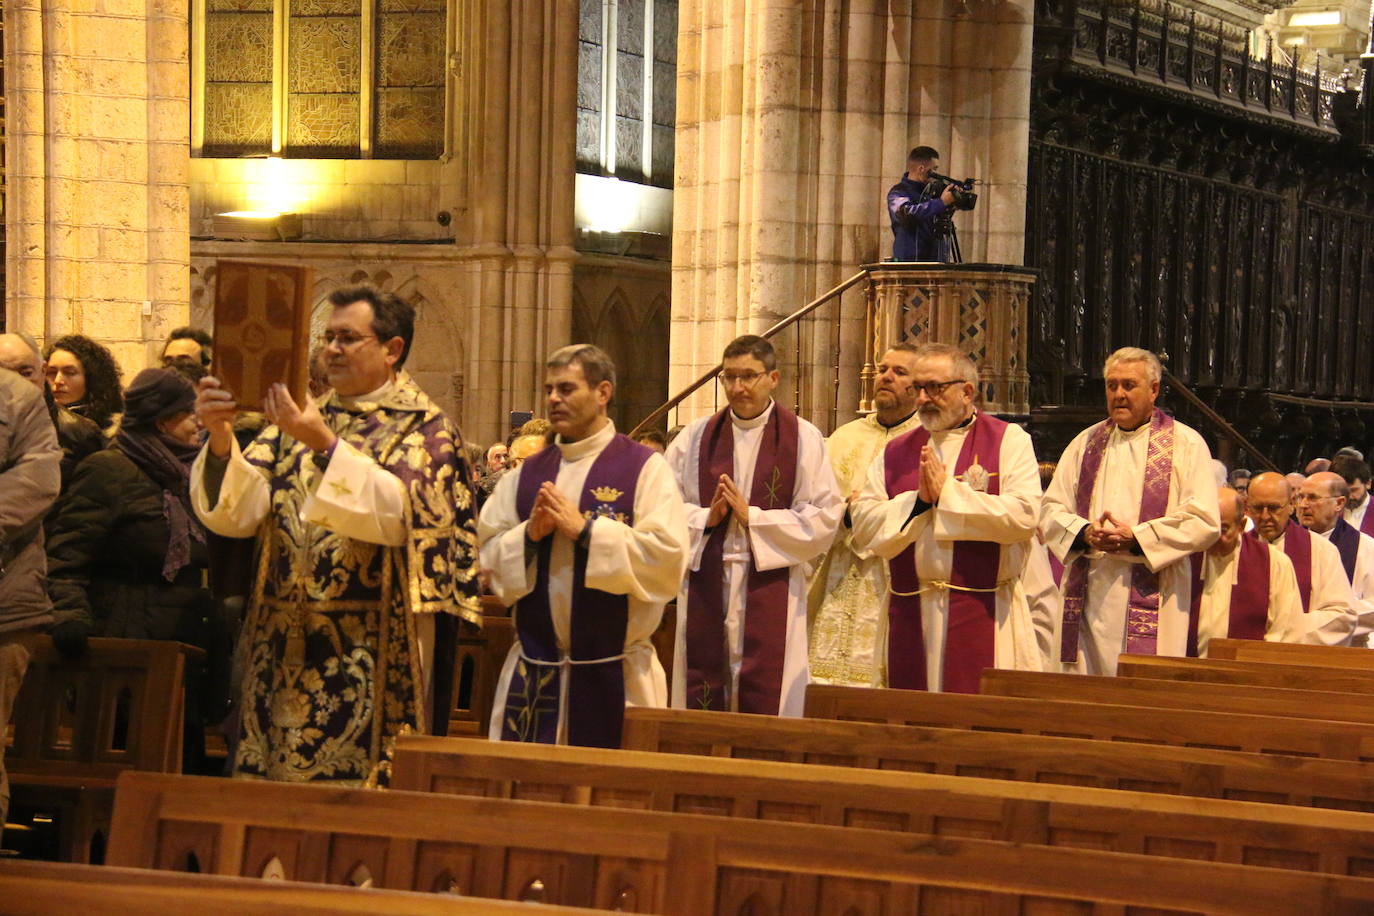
{"left": 925, "top": 172, "right": 979, "bottom": 212}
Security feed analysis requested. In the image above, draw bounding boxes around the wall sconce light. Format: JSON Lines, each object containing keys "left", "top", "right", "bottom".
{"left": 212, "top": 210, "right": 303, "bottom": 241}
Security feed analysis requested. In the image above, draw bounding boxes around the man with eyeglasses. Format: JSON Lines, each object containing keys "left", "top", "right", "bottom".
{"left": 1182, "top": 487, "right": 1302, "bottom": 657}
{"left": 190, "top": 286, "right": 483, "bottom": 785}
{"left": 1244, "top": 471, "right": 1355, "bottom": 646}
{"left": 1042, "top": 347, "right": 1220, "bottom": 675}
{"left": 667, "top": 335, "right": 842, "bottom": 716}
{"left": 1296, "top": 471, "right": 1374, "bottom": 644}
{"left": 850, "top": 343, "right": 1047, "bottom": 693}
{"left": 806, "top": 344, "right": 924, "bottom": 687}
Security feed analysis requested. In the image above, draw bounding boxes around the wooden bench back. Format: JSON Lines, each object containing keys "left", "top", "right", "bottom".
{"left": 1209, "top": 639, "right": 1374, "bottom": 670}
{"left": 107, "top": 771, "right": 1374, "bottom": 915}
{"left": 448, "top": 609, "right": 513, "bottom": 737}
{"left": 4, "top": 637, "right": 198, "bottom": 780}
{"left": 392, "top": 734, "right": 1374, "bottom": 876}
{"left": 619, "top": 706, "right": 1374, "bottom": 810}
{"left": 979, "top": 669, "right": 1374, "bottom": 724}
{"left": 803, "top": 683, "right": 1374, "bottom": 759}
{"left": 1117, "top": 655, "right": 1374, "bottom": 693}
{"left": 0, "top": 860, "right": 598, "bottom": 915}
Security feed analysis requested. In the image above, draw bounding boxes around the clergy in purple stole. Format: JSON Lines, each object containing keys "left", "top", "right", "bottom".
{"left": 1041, "top": 348, "right": 1220, "bottom": 675}
{"left": 479, "top": 346, "right": 690, "bottom": 746}
{"left": 1244, "top": 472, "right": 1358, "bottom": 647}
{"left": 1294, "top": 471, "right": 1374, "bottom": 642}
{"left": 1184, "top": 487, "right": 1303, "bottom": 656}
{"left": 666, "top": 335, "right": 843, "bottom": 717}
{"left": 850, "top": 344, "right": 1047, "bottom": 692}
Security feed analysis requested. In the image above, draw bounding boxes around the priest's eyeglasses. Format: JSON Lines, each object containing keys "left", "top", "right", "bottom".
{"left": 912, "top": 379, "right": 964, "bottom": 397}
{"left": 319, "top": 331, "right": 379, "bottom": 350}
{"left": 717, "top": 371, "right": 767, "bottom": 388}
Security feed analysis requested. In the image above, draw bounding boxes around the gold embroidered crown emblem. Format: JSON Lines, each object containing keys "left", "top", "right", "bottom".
{"left": 591, "top": 485, "right": 623, "bottom": 502}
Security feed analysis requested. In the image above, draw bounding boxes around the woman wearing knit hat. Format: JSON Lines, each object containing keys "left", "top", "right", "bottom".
{"left": 44, "top": 367, "right": 227, "bottom": 772}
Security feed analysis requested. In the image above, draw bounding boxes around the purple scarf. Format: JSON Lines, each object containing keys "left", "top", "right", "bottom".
{"left": 114, "top": 428, "right": 205, "bottom": 582}
{"left": 1186, "top": 533, "right": 1272, "bottom": 655}
{"left": 1328, "top": 517, "right": 1360, "bottom": 583}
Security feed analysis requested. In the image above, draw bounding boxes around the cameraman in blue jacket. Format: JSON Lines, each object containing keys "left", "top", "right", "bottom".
{"left": 887, "top": 146, "right": 957, "bottom": 262}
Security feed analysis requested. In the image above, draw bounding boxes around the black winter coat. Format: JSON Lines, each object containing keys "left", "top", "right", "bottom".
{"left": 45, "top": 447, "right": 213, "bottom": 643}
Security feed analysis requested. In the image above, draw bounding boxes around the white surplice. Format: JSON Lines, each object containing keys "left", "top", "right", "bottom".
{"left": 1022, "top": 538, "right": 1064, "bottom": 669}
{"left": 806, "top": 412, "right": 919, "bottom": 686}
{"left": 1192, "top": 543, "right": 1303, "bottom": 657}
{"left": 1344, "top": 496, "right": 1371, "bottom": 533}
{"left": 666, "top": 401, "right": 843, "bottom": 717}
{"left": 1315, "top": 525, "right": 1374, "bottom": 643}
{"left": 477, "top": 421, "right": 689, "bottom": 743}
{"left": 1041, "top": 418, "right": 1220, "bottom": 675}
{"left": 1262, "top": 528, "right": 1354, "bottom": 647}
{"left": 849, "top": 415, "right": 1047, "bottom": 690}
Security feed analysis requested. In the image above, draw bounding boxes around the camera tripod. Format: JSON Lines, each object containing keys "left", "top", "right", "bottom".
{"left": 934, "top": 213, "right": 963, "bottom": 264}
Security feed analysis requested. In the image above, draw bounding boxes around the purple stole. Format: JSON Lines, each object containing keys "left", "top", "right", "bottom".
{"left": 1060, "top": 408, "right": 1176, "bottom": 662}
{"left": 1329, "top": 518, "right": 1360, "bottom": 583}
{"left": 1358, "top": 503, "right": 1374, "bottom": 538}
{"left": 1185, "top": 533, "right": 1271, "bottom": 656}
{"left": 1281, "top": 520, "right": 1313, "bottom": 613}
{"left": 684, "top": 404, "right": 799, "bottom": 715}
{"left": 882, "top": 412, "right": 1008, "bottom": 694}
{"left": 504, "top": 433, "right": 652, "bottom": 748}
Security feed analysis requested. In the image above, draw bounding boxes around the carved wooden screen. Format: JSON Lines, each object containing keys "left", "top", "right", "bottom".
{"left": 212, "top": 261, "right": 313, "bottom": 409}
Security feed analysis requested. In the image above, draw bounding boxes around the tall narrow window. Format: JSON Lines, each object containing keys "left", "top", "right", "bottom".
{"left": 577, "top": 0, "right": 675, "bottom": 187}
{"left": 195, "top": 0, "right": 445, "bottom": 158}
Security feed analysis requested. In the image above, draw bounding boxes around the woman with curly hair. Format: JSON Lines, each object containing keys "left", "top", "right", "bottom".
{"left": 44, "top": 334, "right": 123, "bottom": 432}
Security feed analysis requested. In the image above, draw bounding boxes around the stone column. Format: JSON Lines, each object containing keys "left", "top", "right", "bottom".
{"left": 451, "top": 0, "right": 578, "bottom": 447}
{"left": 5, "top": 0, "right": 191, "bottom": 371}
{"left": 670, "top": 0, "right": 1034, "bottom": 429}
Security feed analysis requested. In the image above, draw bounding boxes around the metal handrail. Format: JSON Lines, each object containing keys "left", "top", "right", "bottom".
{"left": 628, "top": 270, "right": 868, "bottom": 437}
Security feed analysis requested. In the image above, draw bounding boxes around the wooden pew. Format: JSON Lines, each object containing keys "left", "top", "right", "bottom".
{"left": 804, "top": 683, "right": 1374, "bottom": 759}
{"left": 1117, "top": 655, "right": 1374, "bottom": 693}
{"left": 0, "top": 860, "right": 600, "bottom": 915}
{"left": 448, "top": 603, "right": 514, "bottom": 737}
{"left": 107, "top": 771, "right": 1374, "bottom": 915}
{"left": 979, "top": 669, "right": 1374, "bottom": 725}
{"left": 1209, "top": 638, "right": 1374, "bottom": 671}
{"left": 3, "top": 636, "right": 200, "bottom": 862}
{"left": 620, "top": 707, "right": 1374, "bottom": 811}
{"left": 392, "top": 734, "right": 1374, "bottom": 876}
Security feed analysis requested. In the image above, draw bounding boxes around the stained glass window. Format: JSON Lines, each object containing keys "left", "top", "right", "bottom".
{"left": 197, "top": 0, "right": 445, "bottom": 159}
{"left": 577, "top": 0, "right": 675, "bottom": 188}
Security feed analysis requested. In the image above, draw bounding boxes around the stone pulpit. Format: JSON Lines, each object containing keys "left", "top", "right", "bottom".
{"left": 860, "top": 263, "right": 1037, "bottom": 416}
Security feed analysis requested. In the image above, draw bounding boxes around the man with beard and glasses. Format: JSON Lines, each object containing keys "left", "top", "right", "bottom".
{"left": 1041, "top": 347, "right": 1219, "bottom": 675}
{"left": 668, "top": 335, "right": 843, "bottom": 717}
{"left": 806, "top": 344, "right": 924, "bottom": 686}
{"left": 850, "top": 343, "right": 1047, "bottom": 693}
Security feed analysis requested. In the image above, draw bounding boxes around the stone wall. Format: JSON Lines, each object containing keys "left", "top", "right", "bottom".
{"left": 670, "top": 0, "right": 1034, "bottom": 430}
{"left": 5, "top": 0, "right": 190, "bottom": 372}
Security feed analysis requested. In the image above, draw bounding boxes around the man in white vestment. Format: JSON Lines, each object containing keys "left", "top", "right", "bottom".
{"left": 1245, "top": 472, "right": 1355, "bottom": 646}
{"left": 807, "top": 344, "right": 922, "bottom": 686}
{"left": 1185, "top": 487, "right": 1302, "bottom": 657}
{"left": 1295, "top": 472, "right": 1374, "bottom": 645}
{"left": 849, "top": 343, "right": 1046, "bottom": 693}
{"left": 478, "top": 345, "right": 689, "bottom": 746}
{"left": 1333, "top": 456, "right": 1374, "bottom": 536}
{"left": 1041, "top": 347, "right": 1219, "bottom": 675}
{"left": 668, "top": 335, "right": 842, "bottom": 717}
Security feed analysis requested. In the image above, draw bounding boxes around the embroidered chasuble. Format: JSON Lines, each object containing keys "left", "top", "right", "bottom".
{"left": 807, "top": 411, "right": 919, "bottom": 686}
{"left": 850, "top": 411, "right": 1045, "bottom": 693}
{"left": 667, "top": 401, "right": 843, "bottom": 717}
{"left": 195, "top": 374, "right": 482, "bottom": 786}
{"left": 1041, "top": 410, "right": 1220, "bottom": 675}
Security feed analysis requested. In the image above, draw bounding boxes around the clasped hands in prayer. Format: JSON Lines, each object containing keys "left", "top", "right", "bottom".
{"left": 527, "top": 481, "right": 587, "bottom": 542}
{"left": 1084, "top": 511, "right": 1138, "bottom": 554}
{"left": 706, "top": 474, "right": 751, "bottom": 529}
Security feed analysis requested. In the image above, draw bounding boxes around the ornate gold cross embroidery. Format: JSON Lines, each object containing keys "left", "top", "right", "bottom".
{"left": 328, "top": 478, "right": 355, "bottom": 499}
